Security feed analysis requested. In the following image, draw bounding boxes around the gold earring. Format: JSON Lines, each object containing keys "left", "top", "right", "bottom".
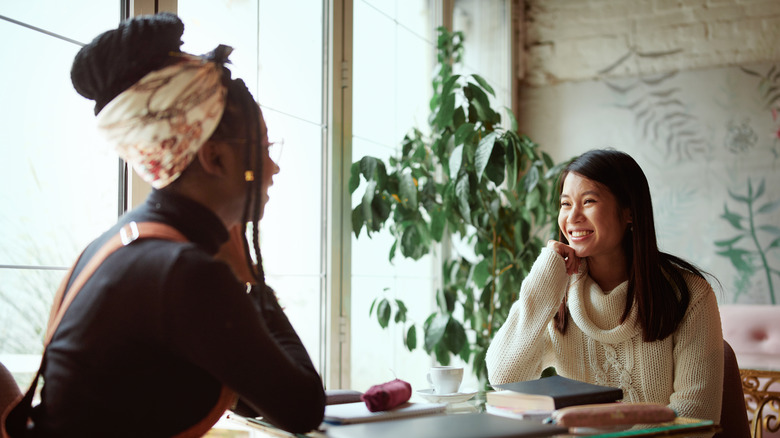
{"left": 244, "top": 171, "right": 254, "bottom": 182}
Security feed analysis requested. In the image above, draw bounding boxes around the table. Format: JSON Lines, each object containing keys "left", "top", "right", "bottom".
{"left": 215, "top": 407, "right": 719, "bottom": 438}
{"left": 740, "top": 368, "right": 780, "bottom": 438}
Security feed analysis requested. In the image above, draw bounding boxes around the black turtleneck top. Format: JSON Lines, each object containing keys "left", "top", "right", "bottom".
{"left": 31, "top": 189, "right": 325, "bottom": 437}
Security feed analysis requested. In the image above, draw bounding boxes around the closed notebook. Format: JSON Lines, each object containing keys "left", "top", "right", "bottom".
{"left": 488, "top": 375, "right": 623, "bottom": 411}
{"left": 323, "top": 401, "right": 446, "bottom": 425}
{"left": 326, "top": 412, "right": 568, "bottom": 438}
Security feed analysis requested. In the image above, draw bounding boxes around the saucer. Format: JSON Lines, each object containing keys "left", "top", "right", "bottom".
{"left": 416, "top": 389, "right": 477, "bottom": 404}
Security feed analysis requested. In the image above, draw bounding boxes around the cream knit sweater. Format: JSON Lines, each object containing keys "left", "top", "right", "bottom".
{"left": 486, "top": 248, "right": 723, "bottom": 423}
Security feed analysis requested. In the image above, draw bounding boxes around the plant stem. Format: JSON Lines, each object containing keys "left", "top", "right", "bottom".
{"left": 487, "top": 228, "right": 498, "bottom": 336}
{"left": 747, "top": 184, "right": 776, "bottom": 304}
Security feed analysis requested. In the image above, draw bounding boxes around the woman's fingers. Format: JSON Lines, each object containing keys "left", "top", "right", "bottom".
{"left": 547, "top": 240, "right": 580, "bottom": 275}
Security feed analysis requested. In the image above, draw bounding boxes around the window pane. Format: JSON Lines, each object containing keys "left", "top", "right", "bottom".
{"left": 453, "top": 0, "right": 512, "bottom": 126}
{"left": 351, "top": 0, "right": 437, "bottom": 393}
{"left": 0, "top": 0, "right": 117, "bottom": 45}
{"left": 0, "top": 6, "right": 121, "bottom": 388}
{"left": 176, "top": 0, "right": 326, "bottom": 372}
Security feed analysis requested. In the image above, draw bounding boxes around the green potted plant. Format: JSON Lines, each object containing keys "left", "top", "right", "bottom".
{"left": 350, "top": 27, "right": 566, "bottom": 385}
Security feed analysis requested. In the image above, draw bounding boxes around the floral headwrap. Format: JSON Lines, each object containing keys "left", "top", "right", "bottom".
{"left": 95, "top": 51, "right": 229, "bottom": 189}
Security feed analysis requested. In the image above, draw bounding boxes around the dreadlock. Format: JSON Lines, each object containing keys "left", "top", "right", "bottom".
{"left": 211, "top": 76, "right": 267, "bottom": 286}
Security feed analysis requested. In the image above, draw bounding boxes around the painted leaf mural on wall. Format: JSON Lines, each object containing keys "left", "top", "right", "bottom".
{"left": 595, "top": 52, "right": 780, "bottom": 303}
{"left": 739, "top": 64, "right": 780, "bottom": 164}
{"left": 600, "top": 49, "right": 708, "bottom": 161}
{"left": 715, "top": 178, "right": 780, "bottom": 304}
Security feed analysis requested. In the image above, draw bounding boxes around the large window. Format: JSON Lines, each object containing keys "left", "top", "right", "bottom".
{"left": 350, "top": 0, "right": 438, "bottom": 392}
{"left": 0, "top": 2, "right": 120, "bottom": 388}
{"left": 1, "top": 0, "right": 514, "bottom": 393}
{"left": 176, "top": 0, "right": 327, "bottom": 379}
{"left": 350, "top": 0, "right": 513, "bottom": 392}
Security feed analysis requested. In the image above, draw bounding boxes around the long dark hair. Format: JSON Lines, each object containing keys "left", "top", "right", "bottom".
{"left": 553, "top": 149, "right": 705, "bottom": 342}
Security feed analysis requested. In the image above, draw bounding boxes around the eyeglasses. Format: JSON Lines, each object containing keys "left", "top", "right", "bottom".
{"left": 267, "top": 138, "right": 284, "bottom": 164}
{"left": 215, "top": 137, "right": 284, "bottom": 164}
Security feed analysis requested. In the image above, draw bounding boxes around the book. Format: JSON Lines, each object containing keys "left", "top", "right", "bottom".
{"left": 551, "top": 402, "right": 676, "bottom": 428}
{"left": 326, "top": 412, "right": 568, "bottom": 438}
{"left": 487, "top": 375, "right": 623, "bottom": 411}
{"left": 571, "top": 417, "right": 716, "bottom": 437}
{"left": 484, "top": 404, "right": 553, "bottom": 422}
{"left": 323, "top": 401, "right": 447, "bottom": 425}
{"left": 225, "top": 414, "right": 311, "bottom": 438}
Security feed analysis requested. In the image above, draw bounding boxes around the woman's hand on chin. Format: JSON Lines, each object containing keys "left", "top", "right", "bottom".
{"left": 547, "top": 240, "right": 581, "bottom": 275}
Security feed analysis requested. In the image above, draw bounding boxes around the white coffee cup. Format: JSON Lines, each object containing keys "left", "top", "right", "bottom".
{"left": 427, "top": 366, "right": 463, "bottom": 394}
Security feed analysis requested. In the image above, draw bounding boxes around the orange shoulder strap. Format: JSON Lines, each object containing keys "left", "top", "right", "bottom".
{"left": 4, "top": 221, "right": 237, "bottom": 438}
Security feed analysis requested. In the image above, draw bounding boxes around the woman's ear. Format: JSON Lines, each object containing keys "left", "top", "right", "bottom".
{"left": 196, "top": 141, "right": 229, "bottom": 177}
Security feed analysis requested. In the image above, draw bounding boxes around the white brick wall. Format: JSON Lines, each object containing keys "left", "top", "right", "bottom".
{"left": 522, "top": 0, "right": 780, "bottom": 86}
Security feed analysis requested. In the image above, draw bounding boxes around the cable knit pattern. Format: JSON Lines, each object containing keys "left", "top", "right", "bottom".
{"left": 486, "top": 248, "right": 723, "bottom": 426}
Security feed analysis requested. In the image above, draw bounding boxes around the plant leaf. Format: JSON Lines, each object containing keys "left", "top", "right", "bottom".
{"left": 371, "top": 194, "right": 391, "bottom": 228}
{"left": 430, "top": 206, "right": 446, "bottom": 241}
{"left": 475, "top": 131, "right": 498, "bottom": 182}
{"left": 755, "top": 179, "right": 766, "bottom": 200}
{"left": 449, "top": 145, "right": 464, "bottom": 180}
{"left": 714, "top": 235, "right": 745, "bottom": 247}
{"left": 766, "top": 236, "right": 780, "bottom": 251}
{"left": 506, "top": 108, "right": 518, "bottom": 132}
{"left": 522, "top": 164, "right": 540, "bottom": 192}
{"left": 506, "top": 137, "right": 518, "bottom": 191}
{"left": 727, "top": 188, "right": 750, "bottom": 204}
{"left": 472, "top": 347, "right": 487, "bottom": 383}
{"left": 441, "top": 74, "right": 461, "bottom": 98}
{"left": 433, "top": 92, "right": 456, "bottom": 129}
{"left": 455, "top": 173, "right": 472, "bottom": 223}
{"left": 759, "top": 224, "right": 780, "bottom": 236}
{"left": 388, "top": 240, "right": 397, "bottom": 263}
{"left": 444, "top": 318, "right": 467, "bottom": 354}
{"left": 359, "top": 156, "right": 378, "bottom": 181}
{"left": 351, "top": 206, "right": 363, "bottom": 238}
{"left": 401, "top": 224, "right": 428, "bottom": 260}
{"left": 721, "top": 204, "right": 744, "bottom": 230}
{"left": 376, "top": 298, "right": 391, "bottom": 328}
{"left": 435, "top": 342, "right": 451, "bottom": 365}
{"left": 348, "top": 162, "right": 361, "bottom": 193}
{"left": 405, "top": 325, "right": 417, "bottom": 351}
{"left": 472, "top": 259, "right": 491, "bottom": 289}
{"left": 361, "top": 180, "right": 377, "bottom": 232}
{"left": 454, "top": 122, "right": 475, "bottom": 147}
{"left": 758, "top": 198, "right": 780, "bottom": 214}
{"left": 425, "top": 314, "right": 450, "bottom": 351}
{"left": 715, "top": 248, "right": 753, "bottom": 273}
{"left": 399, "top": 171, "right": 418, "bottom": 210}
{"left": 394, "top": 299, "right": 408, "bottom": 323}
{"left": 471, "top": 74, "right": 495, "bottom": 96}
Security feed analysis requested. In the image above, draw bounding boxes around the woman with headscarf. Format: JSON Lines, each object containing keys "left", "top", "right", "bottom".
{"left": 3, "top": 12, "right": 325, "bottom": 437}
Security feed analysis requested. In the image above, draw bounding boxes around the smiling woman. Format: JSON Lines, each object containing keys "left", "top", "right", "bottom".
{"left": 486, "top": 148, "right": 726, "bottom": 427}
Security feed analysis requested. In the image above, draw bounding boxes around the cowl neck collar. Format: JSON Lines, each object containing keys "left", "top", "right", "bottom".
{"left": 567, "top": 261, "right": 640, "bottom": 344}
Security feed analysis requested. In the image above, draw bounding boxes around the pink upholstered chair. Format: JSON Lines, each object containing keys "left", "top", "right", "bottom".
{"left": 721, "top": 304, "right": 780, "bottom": 438}
{"left": 0, "top": 360, "right": 22, "bottom": 421}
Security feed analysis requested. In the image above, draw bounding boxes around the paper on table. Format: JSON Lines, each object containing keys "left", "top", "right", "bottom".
{"left": 323, "top": 401, "right": 446, "bottom": 425}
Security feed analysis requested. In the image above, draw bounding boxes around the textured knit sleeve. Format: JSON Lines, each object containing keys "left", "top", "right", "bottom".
{"left": 486, "top": 248, "right": 570, "bottom": 385}
{"left": 668, "top": 273, "right": 723, "bottom": 423}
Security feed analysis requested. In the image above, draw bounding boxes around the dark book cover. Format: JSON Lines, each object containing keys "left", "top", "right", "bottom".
{"left": 492, "top": 375, "right": 623, "bottom": 409}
